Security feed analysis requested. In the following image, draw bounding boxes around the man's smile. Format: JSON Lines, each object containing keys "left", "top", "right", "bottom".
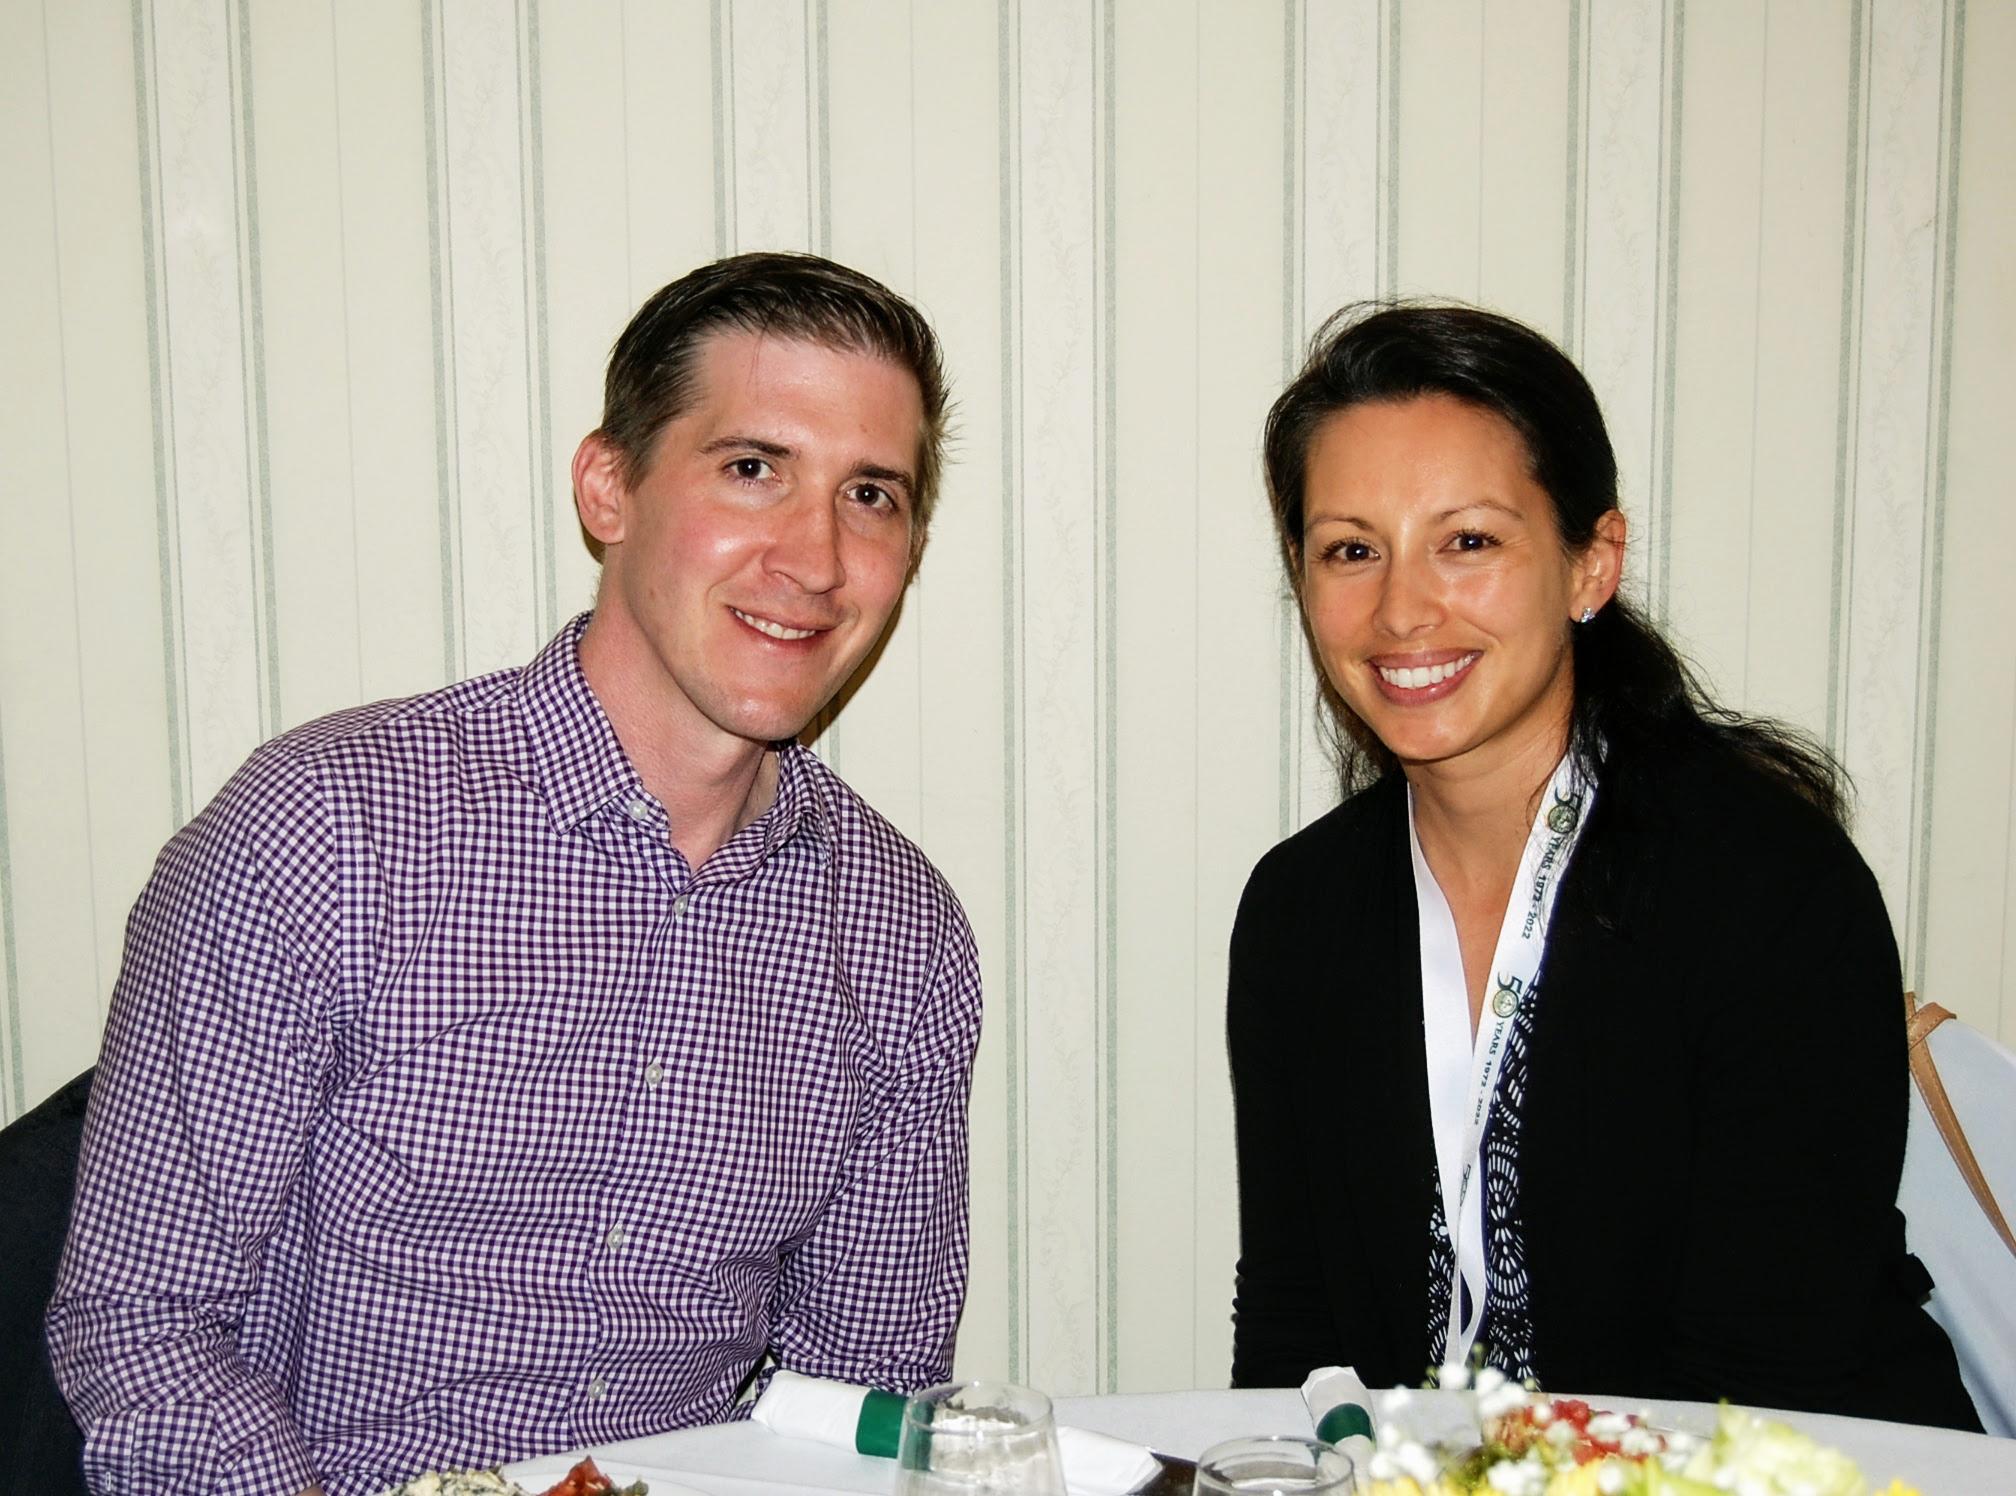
{"left": 730, "top": 606, "right": 827, "bottom": 642}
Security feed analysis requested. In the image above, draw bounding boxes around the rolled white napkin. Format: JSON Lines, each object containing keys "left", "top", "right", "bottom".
{"left": 1299, "top": 1365, "right": 1378, "bottom": 1465}
{"left": 1055, "top": 1426, "right": 1163, "bottom": 1496}
{"left": 751, "top": 1371, "right": 1162, "bottom": 1496}
{"left": 753, "top": 1370, "right": 908, "bottom": 1455}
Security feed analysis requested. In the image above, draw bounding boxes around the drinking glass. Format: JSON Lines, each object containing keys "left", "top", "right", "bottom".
{"left": 893, "top": 1381, "right": 1068, "bottom": 1496}
{"left": 1193, "top": 1435, "right": 1357, "bottom": 1496}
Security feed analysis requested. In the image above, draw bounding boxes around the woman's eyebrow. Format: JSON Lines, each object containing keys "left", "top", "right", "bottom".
{"left": 1432, "top": 498, "right": 1525, "bottom": 524}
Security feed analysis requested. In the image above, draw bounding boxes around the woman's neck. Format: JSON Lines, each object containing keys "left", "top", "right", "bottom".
{"left": 1408, "top": 724, "right": 1573, "bottom": 1036}
{"left": 1405, "top": 723, "right": 1570, "bottom": 900}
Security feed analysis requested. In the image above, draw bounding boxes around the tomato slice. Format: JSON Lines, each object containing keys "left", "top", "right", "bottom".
{"left": 538, "top": 1458, "right": 614, "bottom": 1496}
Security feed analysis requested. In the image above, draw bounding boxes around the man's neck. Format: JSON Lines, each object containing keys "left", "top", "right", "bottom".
{"left": 576, "top": 616, "right": 782, "bottom": 868}
{"left": 649, "top": 746, "right": 779, "bottom": 869}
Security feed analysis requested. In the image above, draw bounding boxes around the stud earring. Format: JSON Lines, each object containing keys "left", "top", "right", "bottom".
{"left": 1578, "top": 607, "right": 1596, "bottom": 624}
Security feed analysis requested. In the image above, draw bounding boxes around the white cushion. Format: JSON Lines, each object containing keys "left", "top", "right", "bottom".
{"left": 1898, "top": 1013, "right": 2016, "bottom": 1436}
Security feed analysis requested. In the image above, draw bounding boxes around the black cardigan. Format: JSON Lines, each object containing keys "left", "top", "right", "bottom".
{"left": 1226, "top": 743, "right": 1979, "bottom": 1431}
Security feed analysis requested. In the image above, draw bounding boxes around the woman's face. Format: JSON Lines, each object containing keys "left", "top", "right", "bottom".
{"left": 1298, "top": 394, "right": 1622, "bottom": 787}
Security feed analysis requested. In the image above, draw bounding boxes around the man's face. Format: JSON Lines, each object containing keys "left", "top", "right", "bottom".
{"left": 576, "top": 331, "right": 924, "bottom": 753}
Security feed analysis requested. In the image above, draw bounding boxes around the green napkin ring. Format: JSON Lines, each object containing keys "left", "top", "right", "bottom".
{"left": 855, "top": 1387, "right": 907, "bottom": 1457}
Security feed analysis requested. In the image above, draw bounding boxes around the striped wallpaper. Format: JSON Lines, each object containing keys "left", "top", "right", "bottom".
{"left": 3, "top": 0, "right": 2011, "bottom": 1397}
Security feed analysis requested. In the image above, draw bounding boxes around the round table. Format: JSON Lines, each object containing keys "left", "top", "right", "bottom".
{"left": 506, "top": 1386, "right": 2014, "bottom": 1496}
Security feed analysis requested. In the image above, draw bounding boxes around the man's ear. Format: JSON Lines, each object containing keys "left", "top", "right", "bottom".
{"left": 572, "top": 433, "right": 629, "bottom": 550}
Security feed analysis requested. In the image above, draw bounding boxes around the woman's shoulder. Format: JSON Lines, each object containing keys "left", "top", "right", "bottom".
{"left": 1597, "top": 736, "right": 1872, "bottom": 896}
{"left": 1246, "top": 773, "right": 1407, "bottom": 886}
{"left": 1232, "top": 775, "right": 1410, "bottom": 959}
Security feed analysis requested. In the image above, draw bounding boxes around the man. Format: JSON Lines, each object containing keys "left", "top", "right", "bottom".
{"left": 47, "top": 253, "right": 982, "bottom": 1496}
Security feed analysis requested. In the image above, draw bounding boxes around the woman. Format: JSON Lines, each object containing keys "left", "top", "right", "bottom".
{"left": 1227, "top": 303, "right": 1979, "bottom": 1430}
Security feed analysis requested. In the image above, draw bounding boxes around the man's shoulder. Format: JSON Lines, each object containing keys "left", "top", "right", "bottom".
{"left": 263, "top": 668, "right": 523, "bottom": 772}
{"left": 183, "top": 668, "right": 529, "bottom": 853}
{"left": 782, "top": 750, "right": 980, "bottom": 1057}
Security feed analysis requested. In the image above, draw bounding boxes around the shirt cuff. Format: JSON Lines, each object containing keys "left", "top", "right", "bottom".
{"left": 218, "top": 1429, "right": 322, "bottom": 1496}
{"left": 209, "top": 1372, "right": 323, "bottom": 1496}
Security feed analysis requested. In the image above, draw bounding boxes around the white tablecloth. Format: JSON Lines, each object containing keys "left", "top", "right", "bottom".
{"left": 506, "top": 1387, "right": 2015, "bottom": 1496}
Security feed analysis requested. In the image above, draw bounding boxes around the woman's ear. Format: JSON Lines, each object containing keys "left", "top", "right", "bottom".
{"left": 1573, "top": 508, "right": 1627, "bottom": 621}
{"left": 572, "top": 432, "right": 630, "bottom": 550}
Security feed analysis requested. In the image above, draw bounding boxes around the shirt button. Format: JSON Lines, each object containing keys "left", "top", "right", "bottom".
{"left": 587, "top": 1377, "right": 607, "bottom": 1401}
{"left": 605, "top": 1223, "right": 626, "bottom": 1250}
{"left": 626, "top": 798, "right": 651, "bottom": 823}
{"left": 644, "top": 1061, "right": 664, "bottom": 1088}
{"left": 672, "top": 893, "right": 690, "bottom": 920}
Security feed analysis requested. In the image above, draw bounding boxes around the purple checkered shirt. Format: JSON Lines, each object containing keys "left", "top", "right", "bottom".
{"left": 48, "top": 616, "right": 981, "bottom": 1496}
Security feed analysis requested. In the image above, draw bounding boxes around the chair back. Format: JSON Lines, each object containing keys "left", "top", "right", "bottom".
{"left": 1898, "top": 1005, "right": 2016, "bottom": 1437}
{"left": 0, "top": 1067, "right": 92, "bottom": 1496}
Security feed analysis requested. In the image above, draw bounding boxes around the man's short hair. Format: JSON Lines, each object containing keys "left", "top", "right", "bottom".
{"left": 597, "top": 252, "right": 950, "bottom": 539}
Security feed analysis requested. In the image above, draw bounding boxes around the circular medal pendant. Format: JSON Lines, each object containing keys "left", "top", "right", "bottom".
{"left": 1492, "top": 982, "right": 1521, "bottom": 1018}
{"left": 1546, "top": 798, "right": 1580, "bottom": 835}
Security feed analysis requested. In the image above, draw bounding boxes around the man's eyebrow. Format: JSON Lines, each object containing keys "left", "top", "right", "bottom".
{"left": 854, "top": 461, "right": 915, "bottom": 494}
{"left": 698, "top": 435, "right": 793, "bottom": 459}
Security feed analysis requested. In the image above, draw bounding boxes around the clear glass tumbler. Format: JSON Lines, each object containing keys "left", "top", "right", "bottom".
{"left": 892, "top": 1381, "right": 1068, "bottom": 1496}
{"left": 1193, "top": 1435, "right": 1357, "bottom": 1496}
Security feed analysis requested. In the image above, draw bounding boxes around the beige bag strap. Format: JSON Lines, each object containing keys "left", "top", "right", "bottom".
{"left": 1904, "top": 990, "right": 2016, "bottom": 1258}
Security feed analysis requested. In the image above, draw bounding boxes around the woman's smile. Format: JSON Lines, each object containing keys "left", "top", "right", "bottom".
{"left": 1372, "top": 649, "right": 1481, "bottom": 698}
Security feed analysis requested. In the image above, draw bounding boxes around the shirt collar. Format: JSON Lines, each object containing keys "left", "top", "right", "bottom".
{"left": 514, "top": 613, "right": 836, "bottom": 863}
{"left": 760, "top": 743, "right": 835, "bottom": 858}
{"left": 515, "top": 613, "right": 641, "bottom": 833}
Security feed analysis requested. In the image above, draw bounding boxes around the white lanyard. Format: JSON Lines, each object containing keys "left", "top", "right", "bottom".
{"left": 1410, "top": 754, "right": 1593, "bottom": 1368}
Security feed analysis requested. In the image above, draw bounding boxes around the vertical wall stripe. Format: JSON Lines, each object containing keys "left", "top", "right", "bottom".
{"left": 50, "top": 0, "right": 105, "bottom": 1041}
{"left": 1177, "top": 0, "right": 1193, "bottom": 1379}
{"left": 1097, "top": 0, "right": 1119, "bottom": 1396}
{"left": 815, "top": 0, "right": 831, "bottom": 256}
{"left": 132, "top": 0, "right": 187, "bottom": 826}
{"left": 1649, "top": 0, "right": 1686, "bottom": 621}
{"left": 327, "top": 4, "right": 363, "bottom": 703}
{"left": 1562, "top": 0, "right": 1585, "bottom": 355}
{"left": 1276, "top": 0, "right": 1299, "bottom": 842}
{"left": 1909, "top": 0, "right": 1967, "bottom": 987}
{"left": 803, "top": 2, "right": 817, "bottom": 254}
{"left": 419, "top": 0, "right": 459, "bottom": 682}
{"left": 0, "top": 702, "right": 19, "bottom": 1116}
{"left": 1279, "top": 0, "right": 1301, "bottom": 378}
{"left": 232, "top": 0, "right": 281, "bottom": 737}
{"left": 1381, "top": 0, "right": 1399, "bottom": 297}
{"left": 524, "top": 0, "right": 557, "bottom": 640}
{"left": 1826, "top": 1, "right": 1870, "bottom": 755}
{"left": 12, "top": 4, "right": 55, "bottom": 1117}
{"left": 1740, "top": 19, "right": 1771, "bottom": 702}
{"left": 710, "top": 0, "right": 730, "bottom": 257}
{"left": 996, "top": 0, "right": 1025, "bottom": 1385}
